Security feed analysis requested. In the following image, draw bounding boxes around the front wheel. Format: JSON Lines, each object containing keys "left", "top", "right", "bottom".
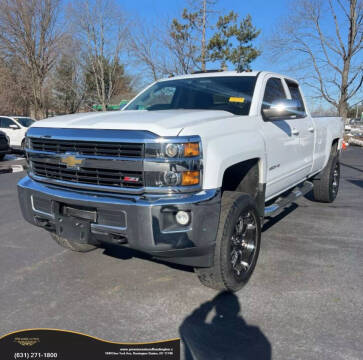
{"left": 195, "top": 192, "right": 261, "bottom": 292}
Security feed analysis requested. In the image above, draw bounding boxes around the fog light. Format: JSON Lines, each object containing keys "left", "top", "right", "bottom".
{"left": 176, "top": 211, "right": 190, "bottom": 225}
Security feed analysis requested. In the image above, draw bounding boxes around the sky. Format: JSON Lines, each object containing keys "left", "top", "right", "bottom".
{"left": 120, "top": 0, "right": 361, "bottom": 111}
{"left": 123, "top": 0, "right": 290, "bottom": 71}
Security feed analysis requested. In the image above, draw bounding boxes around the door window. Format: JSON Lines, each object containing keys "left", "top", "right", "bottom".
{"left": 285, "top": 80, "right": 306, "bottom": 116}
{"left": 0, "top": 118, "right": 17, "bottom": 128}
{"left": 261, "top": 78, "right": 286, "bottom": 111}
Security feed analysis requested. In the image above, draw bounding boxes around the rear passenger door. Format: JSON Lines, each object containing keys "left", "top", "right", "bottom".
{"left": 259, "top": 76, "right": 305, "bottom": 199}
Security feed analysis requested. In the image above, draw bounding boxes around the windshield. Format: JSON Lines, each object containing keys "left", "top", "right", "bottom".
{"left": 15, "top": 117, "right": 35, "bottom": 127}
{"left": 125, "top": 76, "right": 257, "bottom": 116}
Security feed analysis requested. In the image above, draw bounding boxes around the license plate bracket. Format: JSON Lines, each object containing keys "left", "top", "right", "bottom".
{"left": 55, "top": 216, "right": 91, "bottom": 244}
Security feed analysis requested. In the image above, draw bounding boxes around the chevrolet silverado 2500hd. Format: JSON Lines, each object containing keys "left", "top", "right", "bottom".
{"left": 18, "top": 71, "right": 344, "bottom": 291}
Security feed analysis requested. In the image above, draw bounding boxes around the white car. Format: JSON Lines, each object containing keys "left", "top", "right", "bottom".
{"left": 0, "top": 116, "right": 35, "bottom": 149}
{"left": 18, "top": 70, "right": 344, "bottom": 292}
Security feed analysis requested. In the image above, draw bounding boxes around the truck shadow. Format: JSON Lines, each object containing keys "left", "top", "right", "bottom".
{"left": 340, "top": 162, "right": 363, "bottom": 173}
{"left": 347, "top": 179, "right": 363, "bottom": 189}
{"left": 101, "top": 243, "right": 194, "bottom": 273}
{"left": 102, "top": 203, "right": 301, "bottom": 269}
{"left": 262, "top": 203, "right": 298, "bottom": 232}
{"left": 179, "top": 291, "right": 271, "bottom": 360}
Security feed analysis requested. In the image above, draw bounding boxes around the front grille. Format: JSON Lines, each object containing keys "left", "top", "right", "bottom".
{"left": 31, "top": 160, "right": 143, "bottom": 188}
{"left": 30, "top": 138, "right": 144, "bottom": 158}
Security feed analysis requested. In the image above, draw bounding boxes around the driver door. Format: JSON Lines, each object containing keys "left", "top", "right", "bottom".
{"left": 259, "top": 77, "right": 304, "bottom": 199}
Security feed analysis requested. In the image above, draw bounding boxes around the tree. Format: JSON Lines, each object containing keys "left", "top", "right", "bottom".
{"left": 128, "top": 21, "right": 170, "bottom": 82}
{"left": 70, "top": 0, "right": 129, "bottom": 111}
{"left": 169, "top": 0, "right": 216, "bottom": 72}
{"left": 0, "top": 0, "right": 64, "bottom": 118}
{"left": 269, "top": 0, "right": 362, "bottom": 118}
{"left": 167, "top": 2, "right": 261, "bottom": 74}
{"left": 348, "top": 101, "right": 363, "bottom": 118}
{"left": 208, "top": 11, "right": 261, "bottom": 70}
{"left": 0, "top": 57, "right": 32, "bottom": 115}
{"left": 53, "top": 53, "right": 85, "bottom": 114}
{"left": 167, "top": 12, "right": 200, "bottom": 74}
{"left": 84, "top": 57, "right": 133, "bottom": 108}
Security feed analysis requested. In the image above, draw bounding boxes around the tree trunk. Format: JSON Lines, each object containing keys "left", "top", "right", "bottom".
{"left": 201, "top": 0, "right": 207, "bottom": 71}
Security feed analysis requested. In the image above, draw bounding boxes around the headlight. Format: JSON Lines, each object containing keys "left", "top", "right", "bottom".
{"left": 144, "top": 137, "right": 202, "bottom": 190}
{"left": 24, "top": 136, "right": 31, "bottom": 149}
{"left": 164, "top": 171, "right": 181, "bottom": 186}
{"left": 183, "top": 143, "right": 199, "bottom": 157}
{"left": 145, "top": 170, "right": 200, "bottom": 187}
{"left": 145, "top": 142, "right": 200, "bottom": 158}
{"left": 165, "top": 143, "right": 179, "bottom": 157}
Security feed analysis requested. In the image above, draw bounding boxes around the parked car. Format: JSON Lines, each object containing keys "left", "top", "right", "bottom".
{"left": 17, "top": 70, "right": 344, "bottom": 292}
{"left": 0, "top": 130, "right": 10, "bottom": 160}
{"left": 0, "top": 116, "right": 35, "bottom": 149}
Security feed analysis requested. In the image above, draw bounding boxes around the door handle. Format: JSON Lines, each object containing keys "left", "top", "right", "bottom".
{"left": 308, "top": 127, "right": 315, "bottom": 133}
{"left": 292, "top": 128, "right": 299, "bottom": 135}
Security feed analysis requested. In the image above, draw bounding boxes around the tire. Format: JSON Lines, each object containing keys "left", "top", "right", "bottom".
{"left": 0, "top": 154, "right": 5, "bottom": 161}
{"left": 313, "top": 144, "right": 340, "bottom": 203}
{"left": 50, "top": 233, "right": 97, "bottom": 252}
{"left": 195, "top": 191, "right": 261, "bottom": 292}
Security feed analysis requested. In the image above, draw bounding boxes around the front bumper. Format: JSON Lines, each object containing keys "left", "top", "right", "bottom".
{"left": 18, "top": 176, "right": 221, "bottom": 267}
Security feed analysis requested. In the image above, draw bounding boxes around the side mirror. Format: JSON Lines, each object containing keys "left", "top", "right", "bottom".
{"left": 9, "top": 124, "right": 20, "bottom": 130}
{"left": 262, "top": 99, "right": 301, "bottom": 121}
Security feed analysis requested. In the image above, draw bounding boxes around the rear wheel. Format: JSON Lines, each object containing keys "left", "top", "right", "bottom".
{"left": 313, "top": 144, "right": 340, "bottom": 203}
{"left": 195, "top": 191, "right": 261, "bottom": 292}
{"left": 50, "top": 233, "right": 97, "bottom": 252}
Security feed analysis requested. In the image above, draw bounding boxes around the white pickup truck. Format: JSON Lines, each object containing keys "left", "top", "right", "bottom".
{"left": 18, "top": 71, "right": 344, "bottom": 291}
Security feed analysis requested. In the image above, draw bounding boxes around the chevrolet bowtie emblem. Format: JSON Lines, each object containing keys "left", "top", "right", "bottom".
{"left": 60, "top": 155, "right": 84, "bottom": 169}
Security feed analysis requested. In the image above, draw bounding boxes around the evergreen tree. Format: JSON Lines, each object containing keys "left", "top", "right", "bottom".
{"left": 208, "top": 11, "right": 261, "bottom": 71}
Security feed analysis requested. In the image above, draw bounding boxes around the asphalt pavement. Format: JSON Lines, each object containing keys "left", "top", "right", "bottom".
{"left": 0, "top": 147, "right": 362, "bottom": 359}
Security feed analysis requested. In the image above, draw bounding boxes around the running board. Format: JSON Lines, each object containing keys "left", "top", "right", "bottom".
{"left": 264, "top": 181, "right": 313, "bottom": 217}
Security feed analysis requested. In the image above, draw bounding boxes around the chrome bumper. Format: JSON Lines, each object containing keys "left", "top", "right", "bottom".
{"left": 18, "top": 176, "right": 220, "bottom": 267}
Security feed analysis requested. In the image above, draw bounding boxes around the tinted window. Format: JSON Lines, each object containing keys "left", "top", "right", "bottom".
{"left": 285, "top": 80, "right": 306, "bottom": 114}
{"left": 137, "top": 86, "right": 176, "bottom": 110}
{"left": 262, "top": 78, "right": 286, "bottom": 111}
{"left": 126, "top": 76, "right": 257, "bottom": 116}
{"left": 14, "top": 117, "right": 35, "bottom": 127}
{"left": 0, "top": 118, "right": 16, "bottom": 128}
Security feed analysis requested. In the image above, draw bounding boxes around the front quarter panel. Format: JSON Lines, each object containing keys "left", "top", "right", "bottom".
{"left": 179, "top": 116, "right": 266, "bottom": 189}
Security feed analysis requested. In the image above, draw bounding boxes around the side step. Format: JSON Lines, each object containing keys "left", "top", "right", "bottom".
{"left": 264, "top": 181, "right": 313, "bottom": 217}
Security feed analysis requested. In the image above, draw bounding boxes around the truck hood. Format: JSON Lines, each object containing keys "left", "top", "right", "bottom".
{"left": 32, "top": 109, "right": 234, "bottom": 137}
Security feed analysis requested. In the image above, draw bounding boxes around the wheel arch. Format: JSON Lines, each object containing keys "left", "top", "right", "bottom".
{"left": 221, "top": 158, "right": 265, "bottom": 216}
